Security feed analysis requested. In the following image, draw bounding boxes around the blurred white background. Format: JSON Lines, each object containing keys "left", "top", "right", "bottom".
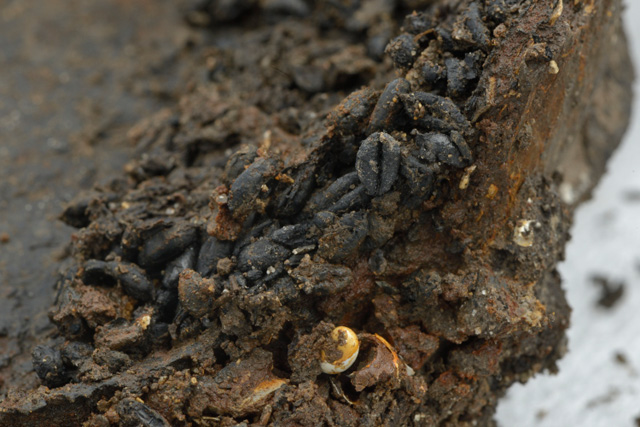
{"left": 496, "top": 2, "right": 640, "bottom": 426}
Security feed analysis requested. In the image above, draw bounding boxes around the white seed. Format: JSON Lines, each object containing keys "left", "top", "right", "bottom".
{"left": 320, "top": 326, "right": 360, "bottom": 375}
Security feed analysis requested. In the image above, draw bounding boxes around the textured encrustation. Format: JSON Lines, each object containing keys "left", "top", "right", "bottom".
{"left": 0, "top": 0, "right": 633, "bottom": 426}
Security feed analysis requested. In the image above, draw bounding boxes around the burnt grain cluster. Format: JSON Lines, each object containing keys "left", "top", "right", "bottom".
{"left": 2, "top": 0, "right": 632, "bottom": 426}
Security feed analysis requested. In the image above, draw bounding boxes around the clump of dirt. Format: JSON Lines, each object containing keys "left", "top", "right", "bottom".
{"left": 0, "top": 0, "right": 633, "bottom": 425}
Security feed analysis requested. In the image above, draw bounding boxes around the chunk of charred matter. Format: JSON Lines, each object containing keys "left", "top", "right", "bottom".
{"left": 55, "top": 342, "right": 95, "bottom": 382}
{"left": 421, "top": 59, "right": 448, "bottom": 91}
{"left": 232, "top": 218, "right": 275, "bottom": 255}
{"left": 196, "top": 235, "right": 233, "bottom": 277}
{"left": 59, "top": 191, "right": 101, "bottom": 228}
{"left": 450, "top": 130, "right": 472, "bottom": 162}
{"left": 269, "top": 163, "right": 317, "bottom": 218}
{"left": 403, "top": 11, "right": 435, "bottom": 35}
{"left": 51, "top": 290, "right": 89, "bottom": 340}
{"left": 222, "top": 144, "right": 258, "bottom": 185}
{"left": 82, "top": 259, "right": 117, "bottom": 287}
{"left": 116, "top": 398, "right": 171, "bottom": 427}
{"left": 401, "top": 91, "right": 472, "bottom": 135}
{"left": 306, "top": 172, "right": 362, "bottom": 213}
{"left": 32, "top": 345, "right": 69, "bottom": 388}
{"left": 367, "top": 78, "right": 411, "bottom": 134}
{"left": 356, "top": 132, "right": 401, "bottom": 196}
{"left": 317, "top": 211, "right": 368, "bottom": 263}
{"left": 120, "top": 225, "right": 143, "bottom": 261}
{"left": 162, "top": 245, "right": 198, "bottom": 289}
{"left": 269, "top": 223, "right": 313, "bottom": 249}
{"left": 436, "top": 26, "right": 457, "bottom": 53}
{"left": 385, "top": 34, "right": 419, "bottom": 71}
{"left": 228, "top": 157, "right": 280, "bottom": 219}
{"left": 112, "top": 263, "right": 154, "bottom": 305}
{"left": 237, "top": 238, "right": 290, "bottom": 280}
{"left": 138, "top": 223, "right": 198, "bottom": 269}
{"left": 327, "top": 185, "right": 370, "bottom": 215}
{"left": 400, "top": 155, "right": 436, "bottom": 201}
{"left": 451, "top": 2, "right": 490, "bottom": 52}
{"left": 305, "top": 172, "right": 360, "bottom": 212}
{"left": 327, "top": 88, "right": 379, "bottom": 137}
{"left": 178, "top": 269, "right": 222, "bottom": 317}
{"left": 81, "top": 259, "right": 154, "bottom": 302}
{"left": 61, "top": 341, "right": 94, "bottom": 370}
{"left": 445, "top": 51, "right": 484, "bottom": 98}
{"left": 416, "top": 131, "right": 471, "bottom": 168}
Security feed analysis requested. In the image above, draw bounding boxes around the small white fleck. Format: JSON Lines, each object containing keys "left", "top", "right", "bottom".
{"left": 405, "top": 364, "right": 415, "bottom": 376}
{"left": 292, "top": 245, "right": 315, "bottom": 255}
{"left": 514, "top": 219, "right": 538, "bottom": 247}
{"left": 137, "top": 315, "right": 151, "bottom": 330}
{"left": 414, "top": 414, "right": 427, "bottom": 422}
{"left": 459, "top": 165, "right": 477, "bottom": 190}
{"left": 559, "top": 182, "right": 575, "bottom": 204}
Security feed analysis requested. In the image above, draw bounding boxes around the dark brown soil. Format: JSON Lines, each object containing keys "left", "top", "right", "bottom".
{"left": 0, "top": 0, "right": 633, "bottom": 426}
{"left": 0, "top": 0, "right": 208, "bottom": 398}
